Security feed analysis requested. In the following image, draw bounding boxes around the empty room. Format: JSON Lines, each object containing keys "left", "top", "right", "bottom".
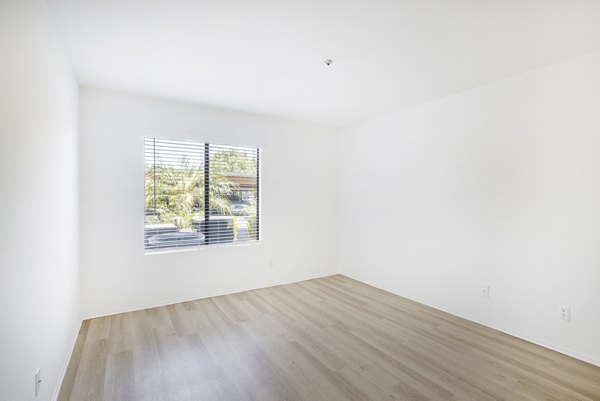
{"left": 2, "top": 0, "right": 600, "bottom": 400}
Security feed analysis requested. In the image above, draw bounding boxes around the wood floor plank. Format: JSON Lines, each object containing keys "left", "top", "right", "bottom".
{"left": 61, "top": 275, "right": 600, "bottom": 401}
{"left": 131, "top": 332, "right": 165, "bottom": 401}
{"left": 103, "top": 350, "right": 135, "bottom": 401}
{"left": 68, "top": 339, "right": 108, "bottom": 401}
{"left": 57, "top": 320, "right": 90, "bottom": 401}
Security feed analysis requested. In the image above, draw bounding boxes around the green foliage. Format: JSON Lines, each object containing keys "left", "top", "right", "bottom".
{"left": 145, "top": 148, "right": 258, "bottom": 240}
{"left": 145, "top": 155, "right": 238, "bottom": 230}
{"left": 233, "top": 218, "right": 239, "bottom": 241}
{"left": 244, "top": 200, "right": 259, "bottom": 240}
{"left": 211, "top": 149, "right": 256, "bottom": 174}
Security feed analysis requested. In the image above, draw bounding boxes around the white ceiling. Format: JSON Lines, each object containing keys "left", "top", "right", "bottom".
{"left": 46, "top": 0, "right": 600, "bottom": 126}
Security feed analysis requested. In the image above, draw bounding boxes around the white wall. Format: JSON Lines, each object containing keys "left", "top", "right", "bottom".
{"left": 0, "top": 1, "right": 80, "bottom": 400}
{"left": 79, "top": 87, "right": 340, "bottom": 318}
{"left": 340, "top": 50, "right": 600, "bottom": 365}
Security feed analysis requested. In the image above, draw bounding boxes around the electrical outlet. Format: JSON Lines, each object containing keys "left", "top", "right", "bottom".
{"left": 35, "top": 367, "right": 41, "bottom": 397}
{"left": 558, "top": 305, "right": 571, "bottom": 321}
{"left": 481, "top": 286, "right": 490, "bottom": 298}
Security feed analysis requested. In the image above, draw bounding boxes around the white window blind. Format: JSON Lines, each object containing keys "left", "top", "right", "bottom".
{"left": 144, "top": 137, "right": 260, "bottom": 252}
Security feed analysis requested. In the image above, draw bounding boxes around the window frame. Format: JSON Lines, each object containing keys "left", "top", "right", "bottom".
{"left": 142, "top": 135, "right": 261, "bottom": 254}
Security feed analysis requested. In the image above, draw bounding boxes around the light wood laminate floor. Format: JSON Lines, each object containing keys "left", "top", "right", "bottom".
{"left": 59, "top": 275, "right": 600, "bottom": 401}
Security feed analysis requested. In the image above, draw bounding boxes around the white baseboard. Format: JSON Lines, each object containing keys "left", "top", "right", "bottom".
{"left": 341, "top": 273, "right": 600, "bottom": 368}
{"left": 82, "top": 272, "right": 336, "bottom": 320}
{"left": 52, "top": 318, "right": 83, "bottom": 401}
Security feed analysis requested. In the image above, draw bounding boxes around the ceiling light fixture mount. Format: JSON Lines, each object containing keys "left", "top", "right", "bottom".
{"left": 324, "top": 59, "right": 333, "bottom": 66}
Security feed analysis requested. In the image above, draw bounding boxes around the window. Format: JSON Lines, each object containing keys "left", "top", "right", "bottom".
{"left": 144, "top": 137, "right": 260, "bottom": 252}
